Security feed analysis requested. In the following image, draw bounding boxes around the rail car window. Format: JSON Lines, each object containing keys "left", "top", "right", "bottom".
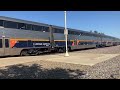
{"left": 68, "top": 30, "right": 72, "bottom": 34}
{"left": 5, "top": 39, "right": 9, "bottom": 48}
{"left": 78, "top": 42, "right": 84, "bottom": 45}
{"left": 53, "top": 28, "right": 64, "bottom": 33}
{"left": 42, "top": 26, "right": 49, "bottom": 32}
{"left": 53, "top": 28, "right": 57, "bottom": 33}
{"left": 74, "top": 31, "right": 77, "bottom": 35}
{"left": 68, "top": 30, "right": 75, "bottom": 35}
{"left": 73, "top": 31, "right": 78, "bottom": 35}
{"left": 78, "top": 32, "right": 81, "bottom": 35}
{"left": 0, "top": 20, "right": 4, "bottom": 26}
{"left": 26, "top": 24, "right": 32, "bottom": 30}
{"left": 18, "top": 23, "right": 26, "bottom": 29}
{"left": 75, "top": 31, "right": 80, "bottom": 35}
{"left": 32, "top": 25, "right": 42, "bottom": 31}
{"left": 84, "top": 33, "right": 90, "bottom": 36}
{"left": 4, "top": 21, "right": 17, "bottom": 29}
{"left": 0, "top": 39, "right": 2, "bottom": 48}
{"left": 32, "top": 25, "right": 36, "bottom": 30}
{"left": 82, "top": 33, "right": 86, "bottom": 36}
{"left": 69, "top": 31, "right": 81, "bottom": 35}
{"left": 71, "top": 31, "right": 74, "bottom": 34}
{"left": 60, "top": 29, "right": 64, "bottom": 33}
{"left": 78, "top": 42, "right": 93, "bottom": 45}
{"left": 88, "top": 42, "right": 93, "bottom": 45}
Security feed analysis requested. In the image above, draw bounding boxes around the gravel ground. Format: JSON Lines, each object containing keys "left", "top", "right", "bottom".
{"left": 82, "top": 55, "right": 120, "bottom": 79}
{"left": 0, "top": 45, "right": 120, "bottom": 79}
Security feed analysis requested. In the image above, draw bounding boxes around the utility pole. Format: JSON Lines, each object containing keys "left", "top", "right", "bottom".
{"left": 64, "top": 11, "right": 69, "bottom": 57}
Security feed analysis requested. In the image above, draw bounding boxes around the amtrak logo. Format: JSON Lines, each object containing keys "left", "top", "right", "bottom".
{"left": 33, "top": 43, "right": 50, "bottom": 46}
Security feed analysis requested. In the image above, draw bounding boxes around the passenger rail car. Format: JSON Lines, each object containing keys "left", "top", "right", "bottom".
{"left": 0, "top": 16, "right": 120, "bottom": 56}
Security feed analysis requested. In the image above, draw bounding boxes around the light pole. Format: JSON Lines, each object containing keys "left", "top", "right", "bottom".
{"left": 64, "top": 11, "right": 69, "bottom": 57}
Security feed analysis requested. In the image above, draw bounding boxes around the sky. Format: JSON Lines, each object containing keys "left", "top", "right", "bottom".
{"left": 0, "top": 11, "right": 120, "bottom": 38}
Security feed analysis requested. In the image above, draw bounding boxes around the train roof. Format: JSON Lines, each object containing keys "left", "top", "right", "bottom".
{"left": 51, "top": 25, "right": 116, "bottom": 38}
{"left": 0, "top": 16, "right": 50, "bottom": 27}
{"left": 0, "top": 16, "right": 119, "bottom": 40}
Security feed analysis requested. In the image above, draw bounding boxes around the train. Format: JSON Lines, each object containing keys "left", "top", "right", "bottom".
{"left": 0, "top": 16, "right": 120, "bottom": 56}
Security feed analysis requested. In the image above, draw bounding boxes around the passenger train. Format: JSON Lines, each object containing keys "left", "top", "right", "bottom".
{"left": 0, "top": 16, "right": 120, "bottom": 56}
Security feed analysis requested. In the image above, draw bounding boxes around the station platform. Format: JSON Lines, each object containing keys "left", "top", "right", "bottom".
{"left": 0, "top": 52, "right": 119, "bottom": 67}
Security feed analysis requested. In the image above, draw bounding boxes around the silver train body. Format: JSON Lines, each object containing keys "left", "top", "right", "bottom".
{"left": 0, "top": 16, "right": 120, "bottom": 56}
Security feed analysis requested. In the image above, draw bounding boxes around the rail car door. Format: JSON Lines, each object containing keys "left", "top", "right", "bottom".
{"left": 74, "top": 39, "right": 78, "bottom": 45}
{"left": 0, "top": 38, "right": 4, "bottom": 56}
{"left": 49, "top": 26, "right": 55, "bottom": 48}
{"left": 2, "top": 37, "right": 10, "bottom": 56}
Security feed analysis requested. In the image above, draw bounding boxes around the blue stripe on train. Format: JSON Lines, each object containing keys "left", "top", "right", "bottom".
{"left": 13, "top": 41, "right": 73, "bottom": 48}
{"left": 13, "top": 41, "right": 50, "bottom": 48}
{"left": 55, "top": 41, "right": 72, "bottom": 46}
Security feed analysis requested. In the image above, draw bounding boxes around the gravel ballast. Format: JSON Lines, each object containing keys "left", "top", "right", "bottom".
{"left": 0, "top": 45, "right": 120, "bottom": 79}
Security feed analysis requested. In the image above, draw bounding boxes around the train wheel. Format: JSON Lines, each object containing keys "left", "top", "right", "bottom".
{"left": 68, "top": 47, "right": 71, "bottom": 52}
{"left": 58, "top": 48, "right": 64, "bottom": 53}
{"left": 20, "top": 50, "right": 29, "bottom": 56}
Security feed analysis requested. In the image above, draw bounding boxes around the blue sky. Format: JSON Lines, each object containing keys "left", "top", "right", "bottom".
{"left": 0, "top": 11, "right": 120, "bottom": 38}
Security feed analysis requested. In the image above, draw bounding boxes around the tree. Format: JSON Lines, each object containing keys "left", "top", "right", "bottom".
{"left": 101, "top": 33, "right": 105, "bottom": 35}
{"left": 90, "top": 30, "right": 92, "bottom": 33}
{"left": 94, "top": 31, "right": 98, "bottom": 34}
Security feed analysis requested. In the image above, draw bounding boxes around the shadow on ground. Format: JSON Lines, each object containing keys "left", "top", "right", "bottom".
{"left": 0, "top": 64, "right": 86, "bottom": 79}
